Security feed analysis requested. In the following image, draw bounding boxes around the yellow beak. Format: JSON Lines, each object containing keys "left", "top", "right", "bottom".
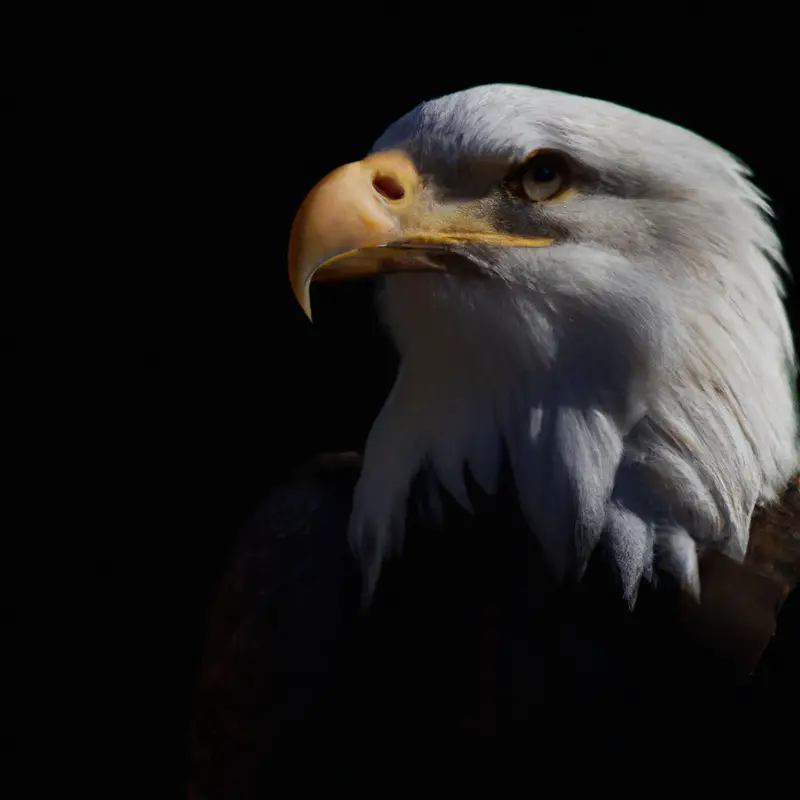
{"left": 287, "top": 150, "right": 553, "bottom": 319}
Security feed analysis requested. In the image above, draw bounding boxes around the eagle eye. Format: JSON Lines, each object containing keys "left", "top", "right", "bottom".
{"left": 512, "top": 150, "right": 571, "bottom": 203}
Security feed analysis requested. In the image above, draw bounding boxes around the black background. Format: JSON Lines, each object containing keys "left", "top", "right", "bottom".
{"left": 7, "top": 21, "right": 799, "bottom": 785}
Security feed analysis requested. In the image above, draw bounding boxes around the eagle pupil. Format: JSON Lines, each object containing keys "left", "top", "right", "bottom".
{"left": 532, "top": 163, "right": 555, "bottom": 183}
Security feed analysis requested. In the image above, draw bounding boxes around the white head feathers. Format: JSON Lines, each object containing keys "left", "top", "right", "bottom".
{"left": 347, "top": 84, "right": 799, "bottom": 602}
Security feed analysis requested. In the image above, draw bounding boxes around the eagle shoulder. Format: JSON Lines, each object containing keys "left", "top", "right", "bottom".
{"left": 189, "top": 453, "right": 362, "bottom": 799}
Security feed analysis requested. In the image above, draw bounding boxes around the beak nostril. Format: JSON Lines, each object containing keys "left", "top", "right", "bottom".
{"left": 372, "top": 173, "right": 405, "bottom": 201}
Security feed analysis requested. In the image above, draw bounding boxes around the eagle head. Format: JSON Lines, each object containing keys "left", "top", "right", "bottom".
{"left": 288, "top": 84, "right": 799, "bottom": 602}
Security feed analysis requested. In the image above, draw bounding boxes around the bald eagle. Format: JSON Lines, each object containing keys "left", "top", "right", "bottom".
{"left": 190, "top": 86, "right": 800, "bottom": 796}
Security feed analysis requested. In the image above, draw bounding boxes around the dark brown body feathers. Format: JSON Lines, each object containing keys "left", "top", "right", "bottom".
{"left": 189, "top": 459, "right": 799, "bottom": 797}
